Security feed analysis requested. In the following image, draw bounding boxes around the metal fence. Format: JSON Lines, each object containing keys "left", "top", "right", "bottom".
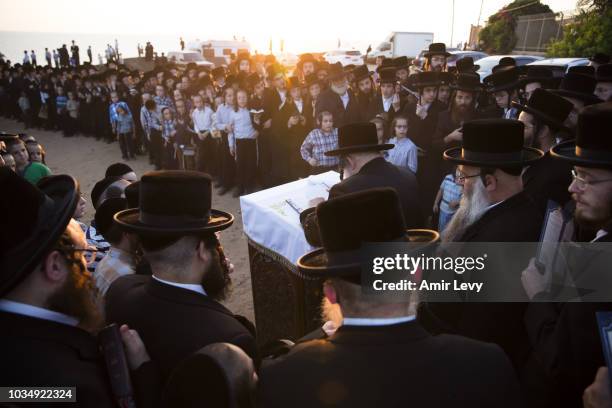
{"left": 513, "top": 12, "right": 574, "bottom": 54}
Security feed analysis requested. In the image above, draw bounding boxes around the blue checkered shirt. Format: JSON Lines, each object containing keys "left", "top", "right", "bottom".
{"left": 300, "top": 128, "right": 339, "bottom": 167}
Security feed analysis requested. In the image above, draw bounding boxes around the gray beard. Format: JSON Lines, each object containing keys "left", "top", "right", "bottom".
{"left": 441, "top": 178, "right": 491, "bottom": 242}
{"left": 332, "top": 81, "right": 348, "bottom": 96}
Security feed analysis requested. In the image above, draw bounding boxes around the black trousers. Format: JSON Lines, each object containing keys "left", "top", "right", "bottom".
{"left": 219, "top": 132, "right": 235, "bottom": 188}
{"left": 196, "top": 133, "right": 217, "bottom": 176}
{"left": 150, "top": 129, "right": 163, "bottom": 169}
{"left": 235, "top": 138, "right": 257, "bottom": 193}
{"left": 118, "top": 133, "right": 135, "bottom": 158}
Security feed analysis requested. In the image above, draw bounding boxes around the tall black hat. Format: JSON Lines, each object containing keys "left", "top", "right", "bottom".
{"left": 114, "top": 171, "right": 234, "bottom": 235}
{"left": 443, "top": 119, "right": 543, "bottom": 167}
{"left": 0, "top": 169, "right": 78, "bottom": 296}
{"left": 568, "top": 65, "right": 595, "bottom": 77}
{"left": 325, "top": 123, "right": 394, "bottom": 156}
{"left": 512, "top": 88, "right": 573, "bottom": 133}
{"left": 378, "top": 68, "right": 397, "bottom": 85}
{"left": 393, "top": 56, "right": 411, "bottom": 71}
{"left": 424, "top": 43, "right": 451, "bottom": 58}
{"left": 519, "top": 66, "right": 554, "bottom": 88}
{"left": 352, "top": 65, "right": 371, "bottom": 82}
{"left": 549, "top": 73, "right": 602, "bottom": 105}
{"left": 451, "top": 73, "right": 483, "bottom": 93}
{"left": 296, "top": 188, "right": 439, "bottom": 280}
{"left": 484, "top": 66, "right": 520, "bottom": 93}
{"left": 456, "top": 57, "right": 480, "bottom": 73}
{"left": 413, "top": 71, "right": 441, "bottom": 88}
{"left": 327, "top": 62, "right": 346, "bottom": 80}
{"left": 550, "top": 102, "right": 612, "bottom": 167}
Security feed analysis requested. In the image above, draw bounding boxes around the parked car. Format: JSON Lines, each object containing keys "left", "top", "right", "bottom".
{"left": 446, "top": 51, "right": 488, "bottom": 68}
{"left": 415, "top": 47, "right": 460, "bottom": 67}
{"left": 526, "top": 57, "right": 590, "bottom": 77}
{"left": 323, "top": 49, "right": 365, "bottom": 66}
{"left": 167, "top": 51, "right": 215, "bottom": 68}
{"left": 476, "top": 55, "right": 544, "bottom": 81}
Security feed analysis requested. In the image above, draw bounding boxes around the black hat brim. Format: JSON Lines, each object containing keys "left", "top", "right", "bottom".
{"left": 550, "top": 140, "right": 612, "bottom": 168}
{"left": 424, "top": 51, "right": 452, "bottom": 58}
{"left": 518, "top": 77, "right": 552, "bottom": 88}
{"left": 325, "top": 143, "right": 394, "bottom": 157}
{"left": 114, "top": 208, "right": 234, "bottom": 235}
{"left": 443, "top": 146, "right": 544, "bottom": 167}
{"left": 297, "top": 229, "right": 440, "bottom": 278}
{"left": 548, "top": 89, "right": 603, "bottom": 106}
{"left": 450, "top": 84, "right": 482, "bottom": 93}
{"left": 511, "top": 101, "right": 573, "bottom": 134}
{"left": 0, "top": 175, "right": 78, "bottom": 296}
{"left": 486, "top": 80, "right": 521, "bottom": 93}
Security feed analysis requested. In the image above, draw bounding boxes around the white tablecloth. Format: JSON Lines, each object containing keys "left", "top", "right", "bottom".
{"left": 240, "top": 171, "right": 341, "bottom": 265}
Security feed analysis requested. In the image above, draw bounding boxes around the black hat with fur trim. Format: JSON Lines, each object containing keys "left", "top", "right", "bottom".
{"left": 550, "top": 102, "right": 612, "bottom": 168}
{"left": 114, "top": 170, "right": 234, "bottom": 235}
{"left": 424, "top": 43, "right": 451, "bottom": 58}
{"left": 512, "top": 88, "right": 573, "bottom": 133}
{"left": 0, "top": 168, "right": 79, "bottom": 296}
{"left": 443, "top": 119, "right": 543, "bottom": 167}
{"left": 326, "top": 123, "right": 394, "bottom": 156}
{"left": 296, "top": 187, "right": 439, "bottom": 281}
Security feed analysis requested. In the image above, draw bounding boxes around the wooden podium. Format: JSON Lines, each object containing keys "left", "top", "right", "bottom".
{"left": 247, "top": 238, "right": 323, "bottom": 348}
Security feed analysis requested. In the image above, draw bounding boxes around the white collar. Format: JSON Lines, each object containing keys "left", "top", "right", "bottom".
{"left": 0, "top": 299, "right": 79, "bottom": 326}
{"left": 485, "top": 200, "right": 503, "bottom": 212}
{"left": 342, "top": 315, "right": 416, "bottom": 327}
{"left": 152, "top": 275, "right": 207, "bottom": 296}
{"left": 592, "top": 229, "right": 609, "bottom": 242}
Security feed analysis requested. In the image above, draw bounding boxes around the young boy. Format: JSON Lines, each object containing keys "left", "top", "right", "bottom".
{"left": 300, "top": 111, "right": 339, "bottom": 175}
{"left": 228, "top": 89, "right": 258, "bottom": 196}
{"left": 433, "top": 167, "right": 463, "bottom": 232}
{"left": 115, "top": 105, "right": 136, "bottom": 160}
{"left": 386, "top": 115, "right": 418, "bottom": 174}
{"left": 26, "top": 142, "right": 45, "bottom": 163}
{"left": 7, "top": 139, "right": 51, "bottom": 184}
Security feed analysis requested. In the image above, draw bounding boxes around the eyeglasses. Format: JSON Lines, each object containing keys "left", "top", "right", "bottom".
{"left": 456, "top": 170, "right": 481, "bottom": 183}
{"left": 571, "top": 169, "right": 612, "bottom": 190}
{"left": 56, "top": 245, "right": 98, "bottom": 266}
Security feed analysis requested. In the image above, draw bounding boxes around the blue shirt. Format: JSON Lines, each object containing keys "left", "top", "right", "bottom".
{"left": 109, "top": 101, "right": 132, "bottom": 126}
{"left": 386, "top": 137, "right": 418, "bottom": 173}
{"left": 115, "top": 114, "right": 134, "bottom": 134}
{"left": 228, "top": 107, "right": 256, "bottom": 149}
{"left": 439, "top": 174, "right": 463, "bottom": 214}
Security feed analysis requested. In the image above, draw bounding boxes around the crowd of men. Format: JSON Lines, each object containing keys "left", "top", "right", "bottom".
{"left": 1, "top": 43, "right": 612, "bottom": 407}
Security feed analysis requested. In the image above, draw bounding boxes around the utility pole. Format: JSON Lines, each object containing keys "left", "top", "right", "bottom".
{"left": 477, "top": 0, "right": 484, "bottom": 27}
{"left": 450, "top": 0, "right": 455, "bottom": 46}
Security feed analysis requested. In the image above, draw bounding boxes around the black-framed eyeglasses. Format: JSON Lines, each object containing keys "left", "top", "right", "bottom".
{"left": 571, "top": 169, "right": 612, "bottom": 190}
{"left": 456, "top": 170, "right": 481, "bottom": 183}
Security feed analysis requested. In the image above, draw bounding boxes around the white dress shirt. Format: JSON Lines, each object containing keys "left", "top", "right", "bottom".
{"left": 382, "top": 95, "right": 393, "bottom": 112}
{"left": 152, "top": 275, "right": 207, "bottom": 296}
{"left": 340, "top": 92, "right": 350, "bottom": 109}
{"left": 228, "top": 107, "right": 257, "bottom": 150}
{"left": 0, "top": 299, "right": 78, "bottom": 326}
{"left": 192, "top": 106, "right": 214, "bottom": 133}
{"left": 294, "top": 99, "right": 304, "bottom": 114}
{"left": 342, "top": 315, "right": 416, "bottom": 327}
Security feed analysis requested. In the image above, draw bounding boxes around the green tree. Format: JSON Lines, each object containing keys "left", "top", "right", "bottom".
{"left": 547, "top": 1, "right": 612, "bottom": 57}
{"left": 480, "top": 0, "right": 553, "bottom": 54}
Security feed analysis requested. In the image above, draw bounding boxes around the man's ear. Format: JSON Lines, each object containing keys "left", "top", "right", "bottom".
{"left": 43, "top": 251, "right": 69, "bottom": 284}
{"left": 197, "top": 240, "right": 211, "bottom": 264}
{"left": 323, "top": 281, "right": 338, "bottom": 305}
{"left": 484, "top": 174, "right": 497, "bottom": 191}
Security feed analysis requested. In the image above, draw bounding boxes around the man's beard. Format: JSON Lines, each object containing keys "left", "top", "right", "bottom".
{"left": 202, "top": 247, "right": 232, "bottom": 302}
{"left": 451, "top": 104, "right": 473, "bottom": 124}
{"left": 441, "top": 178, "right": 491, "bottom": 242}
{"left": 47, "top": 263, "right": 103, "bottom": 332}
{"left": 331, "top": 81, "right": 348, "bottom": 96}
{"left": 574, "top": 198, "right": 612, "bottom": 231}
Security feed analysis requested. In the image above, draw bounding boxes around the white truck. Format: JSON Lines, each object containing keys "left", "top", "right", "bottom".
{"left": 369, "top": 32, "right": 434, "bottom": 60}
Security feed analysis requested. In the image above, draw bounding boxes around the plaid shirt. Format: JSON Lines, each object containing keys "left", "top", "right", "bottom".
{"left": 439, "top": 173, "right": 463, "bottom": 214}
{"left": 109, "top": 101, "right": 132, "bottom": 126}
{"left": 162, "top": 119, "right": 176, "bottom": 142}
{"left": 94, "top": 248, "right": 135, "bottom": 296}
{"left": 300, "top": 128, "right": 339, "bottom": 167}
{"left": 140, "top": 106, "right": 162, "bottom": 136}
{"left": 153, "top": 95, "right": 174, "bottom": 112}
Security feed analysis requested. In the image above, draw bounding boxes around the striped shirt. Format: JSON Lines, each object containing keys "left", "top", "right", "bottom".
{"left": 386, "top": 137, "right": 418, "bottom": 173}
{"left": 162, "top": 119, "right": 176, "bottom": 142}
{"left": 300, "top": 128, "right": 339, "bottom": 167}
{"left": 439, "top": 174, "right": 463, "bottom": 214}
{"left": 140, "top": 107, "right": 162, "bottom": 136}
{"left": 109, "top": 101, "right": 132, "bottom": 126}
{"left": 94, "top": 248, "right": 136, "bottom": 296}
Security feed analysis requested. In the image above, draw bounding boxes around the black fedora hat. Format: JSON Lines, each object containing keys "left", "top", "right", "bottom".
{"left": 297, "top": 188, "right": 439, "bottom": 280}
{"left": 94, "top": 197, "right": 128, "bottom": 239}
{"left": 424, "top": 43, "right": 451, "bottom": 58}
{"left": 549, "top": 73, "right": 602, "bottom": 105}
{"left": 327, "top": 62, "right": 346, "bottom": 81}
{"left": 484, "top": 66, "right": 520, "bottom": 93}
{"left": 443, "top": 119, "right": 543, "bottom": 167}
{"left": 378, "top": 68, "right": 397, "bottom": 85}
{"left": 0, "top": 132, "right": 19, "bottom": 144}
{"left": 519, "top": 66, "right": 554, "bottom": 88}
{"left": 590, "top": 53, "right": 611, "bottom": 65}
{"left": 413, "top": 71, "right": 441, "bottom": 88}
{"left": 352, "top": 65, "right": 371, "bottom": 82}
{"left": 550, "top": 102, "right": 612, "bottom": 168}
{"left": 325, "top": 123, "right": 394, "bottom": 156}
{"left": 304, "top": 73, "right": 322, "bottom": 88}
{"left": 568, "top": 65, "right": 595, "bottom": 77}
{"left": 91, "top": 176, "right": 131, "bottom": 210}
{"left": 114, "top": 170, "right": 234, "bottom": 235}
{"left": 451, "top": 73, "right": 483, "bottom": 93}
{"left": 376, "top": 58, "right": 395, "bottom": 73}
{"left": 297, "top": 53, "right": 317, "bottom": 69}
{"left": 286, "top": 76, "right": 304, "bottom": 90}
{"left": 456, "top": 57, "right": 480, "bottom": 73}
{"left": 438, "top": 72, "right": 455, "bottom": 86}
{"left": 596, "top": 64, "right": 612, "bottom": 83}
{"left": 393, "top": 56, "right": 411, "bottom": 71}
{"left": 0, "top": 168, "right": 79, "bottom": 296}
{"left": 246, "top": 73, "right": 262, "bottom": 88}
{"left": 512, "top": 88, "right": 573, "bottom": 133}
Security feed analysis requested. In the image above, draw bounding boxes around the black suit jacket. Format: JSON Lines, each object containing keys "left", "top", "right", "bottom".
{"left": 365, "top": 93, "right": 404, "bottom": 123}
{"left": 105, "top": 275, "right": 257, "bottom": 381}
{"left": 315, "top": 88, "right": 363, "bottom": 128}
{"left": 257, "top": 321, "right": 523, "bottom": 408}
{"left": 300, "top": 157, "right": 423, "bottom": 246}
{"left": 522, "top": 152, "right": 573, "bottom": 211}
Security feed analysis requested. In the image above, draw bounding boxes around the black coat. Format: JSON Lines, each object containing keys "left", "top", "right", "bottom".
{"left": 105, "top": 275, "right": 258, "bottom": 381}
{"left": 365, "top": 93, "right": 403, "bottom": 123}
{"left": 522, "top": 232, "right": 612, "bottom": 408}
{"left": 522, "top": 152, "right": 573, "bottom": 211}
{"left": 300, "top": 157, "right": 423, "bottom": 246}
{"left": 315, "top": 88, "right": 363, "bottom": 128}
{"left": 0, "top": 311, "right": 159, "bottom": 408}
{"left": 274, "top": 100, "right": 313, "bottom": 182}
{"left": 420, "top": 191, "right": 545, "bottom": 372}
{"left": 257, "top": 321, "right": 523, "bottom": 408}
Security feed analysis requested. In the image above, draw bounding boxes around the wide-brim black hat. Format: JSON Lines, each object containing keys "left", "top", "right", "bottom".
{"left": 304, "top": 73, "right": 322, "bottom": 88}
{"left": 0, "top": 169, "right": 78, "bottom": 296}
{"left": 450, "top": 73, "right": 483, "bottom": 93}
{"left": 550, "top": 102, "right": 612, "bottom": 167}
{"left": 327, "top": 62, "right": 346, "bottom": 80}
{"left": 424, "top": 42, "right": 451, "bottom": 58}
{"left": 590, "top": 53, "right": 611, "bottom": 65}
{"left": 548, "top": 73, "right": 602, "bottom": 105}
{"left": 352, "top": 65, "right": 371, "bottom": 82}
{"left": 456, "top": 57, "right": 480, "bottom": 73}
{"left": 512, "top": 88, "right": 573, "bottom": 133}
{"left": 519, "top": 66, "right": 554, "bottom": 87}
{"left": 484, "top": 66, "right": 520, "bottom": 93}
{"left": 378, "top": 68, "right": 397, "bottom": 85}
{"left": 0, "top": 132, "right": 19, "bottom": 144}
{"left": 413, "top": 71, "right": 441, "bottom": 88}
{"left": 596, "top": 64, "right": 612, "bottom": 83}
{"left": 326, "top": 123, "right": 393, "bottom": 156}
{"left": 443, "top": 119, "right": 544, "bottom": 167}
{"left": 114, "top": 170, "right": 234, "bottom": 235}
{"left": 393, "top": 56, "right": 411, "bottom": 70}
{"left": 296, "top": 188, "right": 439, "bottom": 279}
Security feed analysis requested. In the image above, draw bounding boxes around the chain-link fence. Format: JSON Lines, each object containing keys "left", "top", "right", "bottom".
{"left": 513, "top": 11, "right": 575, "bottom": 54}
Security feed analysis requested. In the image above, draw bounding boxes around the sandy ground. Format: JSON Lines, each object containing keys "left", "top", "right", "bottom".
{"left": 1, "top": 118, "right": 254, "bottom": 321}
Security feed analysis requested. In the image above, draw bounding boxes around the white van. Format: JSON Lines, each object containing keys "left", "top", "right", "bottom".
{"left": 167, "top": 51, "right": 214, "bottom": 68}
